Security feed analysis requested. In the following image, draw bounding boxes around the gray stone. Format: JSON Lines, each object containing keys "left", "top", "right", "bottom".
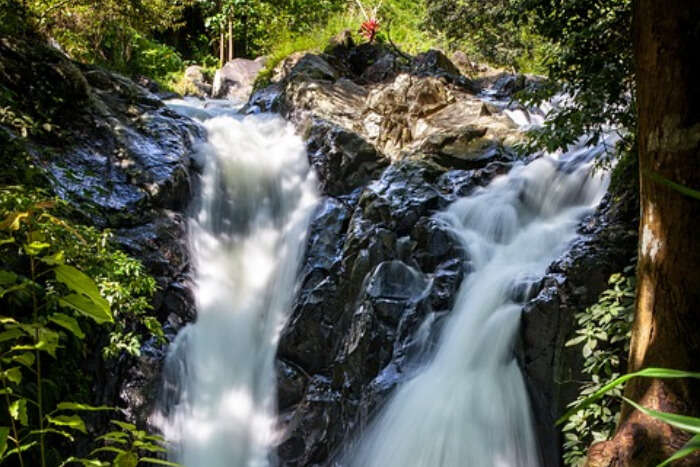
{"left": 212, "top": 58, "right": 265, "bottom": 101}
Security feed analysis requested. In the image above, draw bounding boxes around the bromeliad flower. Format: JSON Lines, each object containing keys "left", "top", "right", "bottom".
{"left": 355, "top": 0, "right": 383, "bottom": 43}
{"left": 360, "top": 18, "right": 380, "bottom": 43}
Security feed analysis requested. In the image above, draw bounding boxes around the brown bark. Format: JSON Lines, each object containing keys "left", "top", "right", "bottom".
{"left": 587, "top": 2, "right": 700, "bottom": 466}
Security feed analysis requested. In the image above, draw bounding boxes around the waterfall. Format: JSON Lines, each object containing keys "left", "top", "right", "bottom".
{"left": 346, "top": 132, "right": 614, "bottom": 466}
{"left": 157, "top": 98, "right": 318, "bottom": 467}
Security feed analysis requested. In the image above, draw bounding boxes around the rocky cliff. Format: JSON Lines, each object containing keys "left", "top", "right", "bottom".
{"left": 0, "top": 35, "right": 201, "bottom": 428}
{"left": 1, "top": 32, "right": 637, "bottom": 466}
{"left": 246, "top": 38, "right": 637, "bottom": 466}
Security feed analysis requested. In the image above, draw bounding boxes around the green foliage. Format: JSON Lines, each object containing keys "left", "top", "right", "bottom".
{"left": 254, "top": 0, "right": 447, "bottom": 89}
{"left": 197, "top": 0, "right": 346, "bottom": 58}
{"left": 424, "top": 0, "right": 550, "bottom": 73}
{"left": 424, "top": 0, "right": 634, "bottom": 157}
{"left": 516, "top": 0, "right": 634, "bottom": 152}
{"left": 0, "top": 188, "right": 161, "bottom": 360}
{"left": 0, "top": 188, "right": 167, "bottom": 465}
{"left": 4, "top": 0, "right": 192, "bottom": 80}
{"left": 64, "top": 420, "right": 180, "bottom": 467}
{"left": 561, "top": 269, "right": 635, "bottom": 467}
{"left": 560, "top": 368, "right": 700, "bottom": 467}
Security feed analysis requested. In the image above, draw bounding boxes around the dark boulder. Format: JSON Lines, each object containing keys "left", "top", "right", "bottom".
{"left": 519, "top": 192, "right": 638, "bottom": 467}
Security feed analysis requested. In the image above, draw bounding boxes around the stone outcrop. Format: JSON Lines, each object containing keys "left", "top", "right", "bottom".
{"left": 1, "top": 32, "right": 637, "bottom": 467}
{"left": 520, "top": 190, "right": 638, "bottom": 466}
{"left": 183, "top": 65, "right": 213, "bottom": 97}
{"left": 247, "top": 42, "right": 637, "bottom": 467}
{"left": 212, "top": 57, "right": 266, "bottom": 102}
{"left": 0, "top": 36, "right": 201, "bottom": 428}
{"left": 250, "top": 46, "right": 523, "bottom": 163}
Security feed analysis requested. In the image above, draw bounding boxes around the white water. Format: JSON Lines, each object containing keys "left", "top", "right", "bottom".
{"left": 157, "top": 99, "right": 318, "bottom": 467}
{"left": 347, "top": 135, "right": 614, "bottom": 466}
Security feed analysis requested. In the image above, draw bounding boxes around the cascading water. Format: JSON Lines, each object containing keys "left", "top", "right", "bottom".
{"left": 156, "top": 98, "right": 318, "bottom": 467}
{"left": 347, "top": 119, "right": 614, "bottom": 466}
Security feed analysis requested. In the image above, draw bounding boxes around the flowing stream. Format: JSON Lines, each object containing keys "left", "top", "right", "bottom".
{"left": 157, "top": 99, "right": 318, "bottom": 467}
{"left": 157, "top": 95, "right": 613, "bottom": 467}
{"left": 346, "top": 127, "right": 613, "bottom": 466}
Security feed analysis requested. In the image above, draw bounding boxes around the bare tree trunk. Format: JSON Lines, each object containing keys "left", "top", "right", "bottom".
{"left": 219, "top": 29, "right": 224, "bottom": 66}
{"left": 228, "top": 17, "right": 233, "bottom": 62}
{"left": 587, "top": 1, "right": 700, "bottom": 466}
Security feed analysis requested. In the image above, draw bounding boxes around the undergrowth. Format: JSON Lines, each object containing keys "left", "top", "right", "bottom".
{"left": 562, "top": 266, "right": 636, "bottom": 466}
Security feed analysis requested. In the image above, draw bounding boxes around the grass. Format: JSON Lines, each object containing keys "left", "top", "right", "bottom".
{"left": 254, "top": 0, "right": 449, "bottom": 88}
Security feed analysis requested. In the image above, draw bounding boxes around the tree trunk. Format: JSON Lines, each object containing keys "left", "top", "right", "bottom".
{"left": 587, "top": 2, "right": 700, "bottom": 466}
{"left": 228, "top": 17, "right": 233, "bottom": 62}
{"left": 219, "top": 29, "right": 224, "bottom": 66}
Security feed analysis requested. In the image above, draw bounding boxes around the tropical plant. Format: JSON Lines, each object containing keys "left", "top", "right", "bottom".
{"left": 561, "top": 269, "right": 635, "bottom": 466}
{"left": 63, "top": 420, "right": 180, "bottom": 467}
{"left": 0, "top": 188, "right": 166, "bottom": 465}
{"left": 559, "top": 368, "right": 700, "bottom": 467}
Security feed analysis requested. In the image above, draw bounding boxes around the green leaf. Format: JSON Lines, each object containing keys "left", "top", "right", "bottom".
{"left": 40, "top": 251, "right": 65, "bottom": 266}
{"left": 0, "top": 426, "right": 9, "bottom": 457}
{"left": 47, "top": 414, "right": 87, "bottom": 434}
{"left": 28, "top": 428, "right": 75, "bottom": 441}
{"left": 133, "top": 440, "right": 166, "bottom": 453}
{"left": 60, "top": 457, "right": 109, "bottom": 467}
{"left": 54, "top": 265, "right": 112, "bottom": 324}
{"left": 9, "top": 352, "right": 35, "bottom": 368}
{"left": 111, "top": 420, "right": 137, "bottom": 432}
{"left": 24, "top": 241, "right": 51, "bottom": 256}
{"left": 90, "top": 446, "right": 127, "bottom": 456}
{"left": 623, "top": 397, "right": 700, "bottom": 435}
{"left": 49, "top": 313, "right": 85, "bottom": 339}
{"left": 646, "top": 170, "right": 700, "bottom": 201}
{"left": 565, "top": 335, "right": 586, "bottom": 347}
{"left": 138, "top": 458, "right": 182, "bottom": 466}
{"left": 114, "top": 451, "right": 138, "bottom": 467}
{"left": 4, "top": 440, "right": 37, "bottom": 458}
{"left": 14, "top": 325, "right": 60, "bottom": 357}
{"left": 0, "top": 271, "right": 17, "bottom": 286}
{"left": 9, "top": 399, "right": 28, "bottom": 426}
{"left": 557, "top": 368, "right": 700, "bottom": 425}
{"left": 0, "top": 328, "right": 26, "bottom": 343}
{"left": 59, "top": 294, "right": 112, "bottom": 325}
{"left": 55, "top": 402, "right": 113, "bottom": 412}
{"left": 2, "top": 367, "right": 22, "bottom": 385}
{"left": 657, "top": 434, "right": 700, "bottom": 467}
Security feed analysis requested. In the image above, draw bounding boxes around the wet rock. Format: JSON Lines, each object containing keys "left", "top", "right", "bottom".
{"left": 277, "top": 360, "right": 309, "bottom": 410}
{"left": 212, "top": 58, "right": 265, "bottom": 101}
{"left": 305, "top": 120, "right": 388, "bottom": 196}
{"left": 262, "top": 38, "right": 637, "bottom": 467}
{"left": 286, "top": 54, "right": 339, "bottom": 83}
{"left": 183, "top": 65, "right": 213, "bottom": 97}
{"left": 274, "top": 155, "right": 508, "bottom": 465}
{"left": 0, "top": 37, "right": 200, "bottom": 432}
{"left": 411, "top": 49, "right": 479, "bottom": 92}
{"left": 519, "top": 192, "right": 638, "bottom": 467}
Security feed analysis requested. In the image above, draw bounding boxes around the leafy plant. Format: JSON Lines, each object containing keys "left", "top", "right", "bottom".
{"left": 558, "top": 368, "right": 700, "bottom": 467}
{"left": 64, "top": 420, "right": 180, "bottom": 467}
{"left": 561, "top": 269, "right": 635, "bottom": 466}
{"left": 0, "top": 188, "right": 166, "bottom": 464}
{"left": 0, "top": 200, "right": 113, "bottom": 466}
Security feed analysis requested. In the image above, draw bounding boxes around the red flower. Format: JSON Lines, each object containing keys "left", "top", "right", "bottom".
{"left": 360, "top": 18, "right": 380, "bottom": 43}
